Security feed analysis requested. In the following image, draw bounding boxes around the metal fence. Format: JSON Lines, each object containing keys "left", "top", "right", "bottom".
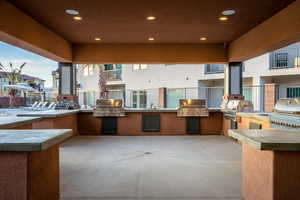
{"left": 270, "top": 47, "right": 300, "bottom": 69}
{"left": 78, "top": 85, "right": 268, "bottom": 111}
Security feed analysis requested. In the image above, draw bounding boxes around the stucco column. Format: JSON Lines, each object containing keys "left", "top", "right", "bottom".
{"left": 224, "top": 62, "right": 243, "bottom": 95}
{"left": 252, "top": 76, "right": 265, "bottom": 112}
{"left": 58, "top": 62, "right": 77, "bottom": 101}
{"left": 264, "top": 83, "right": 278, "bottom": 112}
{"left": 159, "top": 87, "right": 167, "bottom": 108}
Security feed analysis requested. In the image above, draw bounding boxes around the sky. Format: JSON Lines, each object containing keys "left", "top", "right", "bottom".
{"left": 0, "top": 42, "right": 57, "bottom": 87}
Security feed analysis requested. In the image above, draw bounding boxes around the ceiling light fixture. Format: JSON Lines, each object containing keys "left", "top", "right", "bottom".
{"left": 219, "top": 16, "right": 228, "bottom": 21}
{"left": 148, "top": 37, "right": 155, "bottom": 41}
{"left": 95, "top": 37, "right": 101, "bottom": 41}
{"left": 65, "top": 9, "right": 79, "bottom": 15}
{"left": 222, "top": 10, "right": 236, "bottom": 16}
{"left": 200, "top": 37, "right": 207, "bottom": 41}
{"left": 147, "top": 16, "right": 156, "bottom": 20}
{"left": 73, "top": 16, "right": 82, "bottom": 21}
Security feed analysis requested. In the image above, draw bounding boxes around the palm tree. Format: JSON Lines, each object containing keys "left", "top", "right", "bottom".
{"left": 0, "top": 62, "right": 26, "bottom": 107}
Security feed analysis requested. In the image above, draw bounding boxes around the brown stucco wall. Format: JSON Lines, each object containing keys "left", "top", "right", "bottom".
{"left": 0, "top": 1, "right": 72, "bottom": 62}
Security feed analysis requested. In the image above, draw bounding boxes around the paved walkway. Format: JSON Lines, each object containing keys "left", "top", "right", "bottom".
{"left": 60, "top": 136, "right": 241, "bottom": 200}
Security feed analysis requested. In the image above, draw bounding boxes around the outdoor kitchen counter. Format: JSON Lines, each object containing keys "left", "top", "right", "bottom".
{"left": 17, "top": 109, "right": 79, "bottom": 118}
{"left": 229, "top": 129, "right": 300, "bottom": 200}
{"left": 79, "top": 108, "right": 221, "bottom": 113}
{"left": 236, "top": 112, "right": 272, "bottom": 130}
{"left": 17, "top": 110, "right": 79, "bottom": 136}
{"left": 0, "top": 129, "right": 72, "bottom": 200}
{"left": 0, "top": 116, "right": 41, "bottom": 129}
{"left": 236, "top": 112, "right": 269, "bottom": 122}
{"left": 78, "top": 108, "right": 223, "bottom": 135}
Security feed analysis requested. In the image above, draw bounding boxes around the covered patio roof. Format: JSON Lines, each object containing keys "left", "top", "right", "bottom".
{"left": 0, "top": 0, "right": 299, "bottom": 63}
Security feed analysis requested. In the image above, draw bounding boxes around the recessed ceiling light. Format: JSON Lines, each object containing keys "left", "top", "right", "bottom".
{"left": 222, "top": 10, "right": 236, "bottom": 16}
{"left": 200, "top": 37, "right": 207, "bottom": 41}
{"left": 73, "top": 16, "right": 82, "bottom": 21}
{"left": 147, "top": 16, "right": 156, "bottom": 20}
{"left": 65, "top": 9, "right": 79, "bottom": 15}
{"left": 148, "top": 37, "right": 155, "bottom": 41}
{"left": 219, "top": 16, "right": 228, "bottom": 21}
{"left": 95, "top": 37, "right": 101, "bottom": 41}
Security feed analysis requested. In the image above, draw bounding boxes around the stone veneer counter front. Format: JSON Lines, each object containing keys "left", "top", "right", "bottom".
{"left": 229, "top": 129, "right": 300, "bottom": 200}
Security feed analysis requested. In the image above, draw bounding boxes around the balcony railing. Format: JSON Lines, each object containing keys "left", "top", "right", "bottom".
{"left": 104, "top": 70, "right": 122, "bottom": 81}
{"left": 204, "top": 64, "right": 224, "bottom": 74}
{"left": 270, "top": 48, "right": 300, "bottom": 69}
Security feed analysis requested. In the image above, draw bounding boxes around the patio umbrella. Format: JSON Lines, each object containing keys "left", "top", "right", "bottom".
{"left": 4, "top": 83, "right": 37, "bottom": 92}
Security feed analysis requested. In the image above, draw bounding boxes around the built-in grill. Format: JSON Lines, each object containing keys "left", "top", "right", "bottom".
{"left": 269, "top": 98, "right": 300, "bottom": 130}
{"left": 221, "top": 95, "right": 254, "bottom": 128}
{"left": 93, "top": 99, "right": 125, "bottom": 117}
{"left": 55, "top": 100, "right": 79, "bottom": 110}
{"left": 177, "top": 99, "right": 209, "bottom": 117}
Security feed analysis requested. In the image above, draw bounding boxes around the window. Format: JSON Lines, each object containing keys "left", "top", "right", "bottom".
{"left": 275, "top": 53, "right": 288, "bottom": 68}
{"left": 133, "top": 91, "right": 147, "bottom": 108}
{"left": 133, "top": 64, "right": 148, "bottom": 70}
{"left": 287, "top": 87, "right": 300, "bottom": 98}
{"left": 104, "top": 64, "right": 114, "bottom": 71}
{"left": 83, "top": 65, "right": 94, "bottom": 76}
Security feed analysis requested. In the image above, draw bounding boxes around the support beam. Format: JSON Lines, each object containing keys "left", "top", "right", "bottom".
{"left": 224, "top": 62, "right": 243, "bottom": 95}
{"left": 58, "top": 63, "right": 76, "bottom": 96}
{"left": 0, "top": 1, "right": 72, "bottom": 62}
{"left": 229, "top": 0, "right": 300, "bottom": 62}
{"left": 72, "top": 44, "right": 228, "bottom": 64}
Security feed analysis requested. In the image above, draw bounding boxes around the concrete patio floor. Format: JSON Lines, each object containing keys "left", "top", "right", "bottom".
{"left": 60, "top": 136, "right": 241, "bottom": 200}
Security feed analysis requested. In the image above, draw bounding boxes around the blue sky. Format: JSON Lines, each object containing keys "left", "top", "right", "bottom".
{"left": 0, "top": 42, "right": 57, "bottom": 87}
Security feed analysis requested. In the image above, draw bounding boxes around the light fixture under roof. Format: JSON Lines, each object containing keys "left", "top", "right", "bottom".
{"left": 148, "top": 37, "right": 155, "bottom": 41}
{"left": 147, "top": 16, "right": 156, "bottom": 21}
{"left": 65, "top": 9, "right": 79, "bottom": 15}
{"left": 95, "top": 37, "right": 101, "bottom": 41}
{"left": 222, "top": 10, "right": 236, "bottom": 16}
{"left": 200, "top": 37, "right": 207, "bottom": 41}
{"left": 73, "top": 16, "right": 82, "bottom": 21}
{"left": 219, "top": 16, "right": 228, "bottom": 21}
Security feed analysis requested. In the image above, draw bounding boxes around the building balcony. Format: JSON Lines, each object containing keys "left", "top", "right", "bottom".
{"left": 104, "top": 70, "right": 122, "bottom": 81}
{"left": 204, "top": 64, "right": 225, "bottom": 74}
{"left": 269, "top": 48, "right": 300, "bottom": 69}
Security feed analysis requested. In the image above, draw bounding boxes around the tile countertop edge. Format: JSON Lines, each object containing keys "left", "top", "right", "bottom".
{"left": 0, "top": 117, "right": 41, "bottom": 129}
{"left": 41, "top": 129, "right": 73, "bottom": 151}
{"left": 0, "top": 129, "right": 73, "bottom": 152}
{"left": 228, "top": 129, "right": 262, "bottom": 150}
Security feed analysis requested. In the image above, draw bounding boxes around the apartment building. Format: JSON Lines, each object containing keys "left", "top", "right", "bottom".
{"left": 77, "top": 64, "right": 201, "bottom": 108}
{"left": 76, "top": 42, "right": 300, "bottom": 110}
{"left": 199, "top": 41, "right": 300, "bottom": 111}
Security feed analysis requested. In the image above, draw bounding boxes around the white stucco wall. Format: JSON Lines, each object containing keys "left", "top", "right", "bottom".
{"left": 122, "top": 64, "right": 203, "bottom": 90}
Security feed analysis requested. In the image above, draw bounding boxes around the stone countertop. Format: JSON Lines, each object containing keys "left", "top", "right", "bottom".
{"left": 17, "top": 110, "right": 79, "bottom": 118}
{"left": 79, "top": 108, "right": 221, "bottom": 113}
{"left": 0, "top": 129, "right": 72, "bottom": 152}
{"left": 236, "top": 112, "right": 270, "bottom": 122}
{"left": 229, "top": 129, "right": 300, "bottom": 151}
{"left": 0, "top": 117, "right": 41, "bottom": 129}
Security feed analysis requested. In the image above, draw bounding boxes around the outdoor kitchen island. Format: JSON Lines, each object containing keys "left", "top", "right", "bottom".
{"left": 78, "top": 108, "right": 223, "bottom": 136}
{"left": 0, "top": 129, "right": 72, "bottom": 200}
{"left": 229, "top": 129, "right": 300, "bottom": 200}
